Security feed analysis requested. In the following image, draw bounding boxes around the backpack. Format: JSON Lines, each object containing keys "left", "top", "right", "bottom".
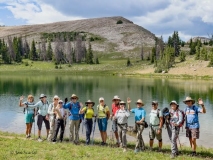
{"left": 162, "top": 107, "right": 171, "bottom": 126}
{"left": 176, "top": 109, "right": 185, "bottom": 127}
{"left": 156, "top": 109, "right": 166, "bottom": 126}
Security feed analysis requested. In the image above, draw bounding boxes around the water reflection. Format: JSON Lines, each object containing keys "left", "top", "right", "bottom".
{"left": 0, "top": 75, "right": 212, "bottom": 148}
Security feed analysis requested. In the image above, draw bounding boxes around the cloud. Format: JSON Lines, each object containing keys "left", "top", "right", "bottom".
{"left": 2, "top": 0, "right": 84, "bottom": 24}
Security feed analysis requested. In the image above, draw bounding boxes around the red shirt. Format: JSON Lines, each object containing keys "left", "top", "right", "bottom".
{"left": 112, "top": 103, "right": 120, "bottom": 116}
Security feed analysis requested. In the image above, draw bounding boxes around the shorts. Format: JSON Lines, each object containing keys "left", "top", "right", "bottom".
{"left": 25, "top": 113, "right": 34, "bottom": 123}
{"left": 186, "top": 128, "right": 199, "bottom": 139}
{"left": 112, "top": 119, "right": 118, "bottom": 132}
{"left": 37, "top": 115, "right": 50, "bottom": 130}
{"left": 98, "top": 118, "right": 107, "bottom": 132}
{"left": 149, "top": 126, "right": 162, "bottom": 140}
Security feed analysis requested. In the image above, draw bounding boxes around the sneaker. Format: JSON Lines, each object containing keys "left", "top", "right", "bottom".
{"left": 123, "top": 148, "right": 127, "bottom": 152}
{"left": 190, "top": 151, "right": 197, "bottom": 156}
{"left": 101, "top": 141, "right": 105, "bottom": 145}
{"left": 170, "top": 153, "right": 176, "bottom": 159}
{"left": 52, "top": 142, "right": 56, "bottom": 144}
{"left": 38, "top": 137, "right": 42, "bottom": 142}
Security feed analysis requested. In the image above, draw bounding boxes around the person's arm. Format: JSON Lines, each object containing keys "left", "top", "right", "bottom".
{"left": 106, "top": 106, "right": 110, "bottom": 119}
{"left": 63, "top": 102, "right": 70, "bottom": 109}
{"left": 27, "top": 101, "right": 40, "bottom": 108}
{"left": 19, "top": 96, "right": 26, "bottom": 107}
{"left": 127, "top": 97, "right": 131, "bottom": 111}
{"left": 198, "top": 98, "right": 206, "bottom": 113}
{"left": 125, "top": 110, "right": 130, "bottom": 117}
{"left": 175, "top": 110, "right": 183, "bottom": 126}
{"left": 79, "top": 107, "right": 86, "bottom": 114}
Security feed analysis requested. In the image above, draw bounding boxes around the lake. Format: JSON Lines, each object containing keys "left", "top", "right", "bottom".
{"left": 0, "top": 74, "right": 213, "bottom": 148}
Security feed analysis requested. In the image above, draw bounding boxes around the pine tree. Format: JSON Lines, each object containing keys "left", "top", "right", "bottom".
{"left": 29, "top": 39, "right": 37, "bottom": 60}
{"left": 86, "top": 42, "right": 94, "bottom": 64}
{"left": 12, "top": 37, "right": 22, "bottom": 63}
{"left": 95, "top": 57, "right": 99, "bottom": 64}
{"left": 1, "top": 39, "right": 11, "bottom": 64}
{"left": 127, "top": 58, "right": 131, "bottom": 67}
{"left": 208, "top": 48, "right": 213, "bottom": 67}
{"left": 46, "top": 41, "right": 53, "bottom": 60}
{"left": 179, "top": 51, "right": 186, "bottom": 62}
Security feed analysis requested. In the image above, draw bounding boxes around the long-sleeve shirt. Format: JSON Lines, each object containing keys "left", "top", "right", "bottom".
{"left": 63, "top": 102, "right": 81, "bottom": 120}
{"left": 170, "top": 109, "right": 183, "bottom": 126}
{"left": 115, "top": 109, "right": 130, "bottom": 124}
{"left": 48, "top": 103, "right": 57, "bottom": 119}
{"left": 27, "top": 101, "right": 49, "bottom": 116}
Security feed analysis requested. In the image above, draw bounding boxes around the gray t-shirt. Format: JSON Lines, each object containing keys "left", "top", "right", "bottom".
{"left": 149, "top": 109, "right": 162, "bottom": 125}
{"left": 115, "top": 109, "right": 130, "bottom": 124}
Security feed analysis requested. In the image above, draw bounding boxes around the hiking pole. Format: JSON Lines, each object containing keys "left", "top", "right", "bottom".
{"left": 91, "top": 117, "right": 97, "bottom": 145}
{"left": 177, "top": 136, "right": 182, "bottom": 150}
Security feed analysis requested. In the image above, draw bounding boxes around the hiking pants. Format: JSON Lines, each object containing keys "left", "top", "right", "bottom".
{"left": 48, "top": 117, "right": 56, "bottom": 141}
{"left": 167, "top": 125, "right": 180, "bottom": 154}
{"left": 69, "top": 119, "right": 80, "bottom": 142}
{"left": 85, "top": 119, "right": 93, "bottom": 144}
{"left": 135, "top": 124, "right": 145, "bottom": 150}
{"left": 52, "top": 119, "right": 65, "bottom": 142}
{"left": 118, "top": 123, "right": 127, "bottom": 147}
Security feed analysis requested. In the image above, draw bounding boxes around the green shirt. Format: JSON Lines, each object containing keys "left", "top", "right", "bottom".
{"left": 82, "top": 107, "right": 94, "bottom": 119}
{"left": 97, "top": 105, "right": 109, "bottom": 118}
{"left": 149, "top": 109, "right": 162, "bottom": 125}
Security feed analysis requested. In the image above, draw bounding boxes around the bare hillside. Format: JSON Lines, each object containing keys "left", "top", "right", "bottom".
{"left": 0, "top": 16, "right": 156, "bottom": 53}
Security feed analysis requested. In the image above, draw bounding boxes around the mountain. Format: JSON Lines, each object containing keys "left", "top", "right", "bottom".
{"left": 187, "top": 36, "right": 211, "bottom": 43}
{"left": 0, "top": 16, "right": 156, "bottom": 53}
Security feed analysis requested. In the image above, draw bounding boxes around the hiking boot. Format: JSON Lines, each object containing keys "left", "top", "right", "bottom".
{"left": 158, "top": 148, "right": 162, "bottom": 152}
{"left": 190, "top": 151, "right": 197, "bottom": 156}
{"left": 116, "top": 142, "right": 120, "bottom": 147}
{"left": 170, "top": 153, "right": 176, "bottom": 159}
{"left": 134, "top": 149, "right": 140, "bottom": 153}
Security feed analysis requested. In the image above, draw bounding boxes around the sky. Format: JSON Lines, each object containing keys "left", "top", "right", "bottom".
{"left": 0, "top": 0, "right": 213, "bottom": 42}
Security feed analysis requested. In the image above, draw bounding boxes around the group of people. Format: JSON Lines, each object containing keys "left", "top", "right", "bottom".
{"left": 19, "top": 94, "right": 206, "bottom": 158}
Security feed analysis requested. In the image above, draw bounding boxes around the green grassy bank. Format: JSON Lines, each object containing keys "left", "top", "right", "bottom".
{"left": 0, "top": 131, "right": 213, "bottom": 160}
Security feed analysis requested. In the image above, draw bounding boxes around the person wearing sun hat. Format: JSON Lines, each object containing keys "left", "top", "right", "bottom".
{"left": 27, "top": 94, "right": 50, "bottom": 142}
{"left": 149, "top": 100, "right": 163, "bottom": 152}
{"left": 79, "top": 100, "right": 96, "bottom": 145}
{"left": 130, "top": 99, "right": 146, "bottom": 153}
{"left": 97, "top": 97, "right": 110, "bottom": 145}
{"left": 63, "top": 94, "right": 83, "bottom": 144}
{"left": 183, "top": 96, "right": 206, "bottom": 156}
{"left": 47, "top": 95, "right": 60, "bottom": 141}
{"left": 114, "top": 100, "right": 131, "bottom": 152}
{"left": 168, "top": 100, "right": 183, "bottom": 159}
{"left": 111, "top": 95, "right": 121, "bottom": 147}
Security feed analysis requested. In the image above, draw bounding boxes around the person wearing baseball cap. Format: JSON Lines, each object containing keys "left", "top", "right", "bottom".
{"left": 97, "top": 97, "right": 110, "bottom": 145}
{"left": 183, "top": 96, "right": 206, "bottom": 156}
{"left": 149, "top": 101, "right": 163, "bottom": 152}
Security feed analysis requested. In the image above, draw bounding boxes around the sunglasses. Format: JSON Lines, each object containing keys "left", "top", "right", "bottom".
{"left": 185, "top": 100, "right": 191, "bottom": 103}
{"left": 120, "top": 104, "right": 125, "bottom": 106}
{"left": 71, "top": 98, "right": 77, "bottom": 100}
{"left": 100, "top": 100, "right": 104, "bottom": 102}
{"left": 54, "top": 98, "right": 59, "bottom": 100}
{"left": 59, "top": 102, "right": 63, "bottom": 104}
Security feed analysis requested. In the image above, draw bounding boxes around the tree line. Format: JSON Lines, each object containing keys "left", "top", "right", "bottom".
{"left": 0, "top": 32, "right": 98, "bottom": 65}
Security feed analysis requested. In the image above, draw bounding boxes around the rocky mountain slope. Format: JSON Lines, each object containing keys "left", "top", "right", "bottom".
{"left": 0, "top": 16, "right": 156, "bottom": 53}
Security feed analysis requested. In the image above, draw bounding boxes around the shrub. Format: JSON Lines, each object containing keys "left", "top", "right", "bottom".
{"left": 25, "top": 62, "right": 29, "bottom": 66}
{"left": 116, "top": 20, "right": 123, "bottom": 24}
{"left": 55, "top": 65, "right": 58, "bottom": 69}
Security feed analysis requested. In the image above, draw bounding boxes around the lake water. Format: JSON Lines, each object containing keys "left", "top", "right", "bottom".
{"left": 0, "top": 74, "right": 213, "bottom": 148}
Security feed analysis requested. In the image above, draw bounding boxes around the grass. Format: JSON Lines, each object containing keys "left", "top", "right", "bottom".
{"left": 0, "top": 131, "right": 213, "bottom": 160}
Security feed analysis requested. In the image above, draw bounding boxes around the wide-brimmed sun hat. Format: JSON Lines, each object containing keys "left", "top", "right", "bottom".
{"left": 39, "top": 94, "right": 47, "bottom": 99}
{"left": 70, "top": 94, "right": 78, "bottom": 100}
{"left": 99, "top": 97, "right": 104, "bottom": 102}
{"left": 112, "top": 95, "right": 121, "bottom": 101}
{"left": 85, "top": 100, "right": 95, "bottom": 106}
{"left": 183, "top": 96, "right": 195, "bottom": 104}
{"left": 58, "top": 100, "right": 63, "bottom": 103}
{"left": 135, "top": 99, "right": 144, "bottom": 106}
{"left": 53, "top": 95, "right": 59, "bottom": 99}
{"left": 170, "top": 100, "right": 179, "bottom": 106}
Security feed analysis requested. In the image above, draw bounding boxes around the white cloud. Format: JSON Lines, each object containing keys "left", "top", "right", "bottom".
{"left": 3, "top": 0, "right": 84, "bottom": 24}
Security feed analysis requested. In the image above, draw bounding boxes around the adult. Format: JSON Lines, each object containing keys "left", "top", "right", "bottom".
{"left": 111, "top": 95, "right": 121, "bottom": 146}
{"left": 47, "top": 95, "right": 59, "bottom": 141}
{"left": 183, "top": 96, "right": 206, "bottom": 156}
{"left": 19, "top": 95, "right": 35, "bottom": 138}
{"left": 97, "top": 97, "right": 110, "bottom": 146}
{"left": 149, "top": 101, "right": 163, "bottom": 151}
{"left": 114, "top": 100, "right": 130, "bottom": 152}
{"left": 52, "top": 100, "right": 66, "bottom": 143}
{"left": 168, "top": 101, "right": 183, "bottom": 159}
{"left": 80, "top": 100, "right": 95, "bottom": 145}
{"left": 27, "top": 94, "right": 50, "bottom": 142}
{"left": 63, "top": 94, "right": 83, "bottom": 144}
{"left": 130, "top": 99, "right": 146, "bottom": 153}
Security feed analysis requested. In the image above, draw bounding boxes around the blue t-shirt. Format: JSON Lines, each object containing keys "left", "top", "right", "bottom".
{"left": 131, "top": 108, "right": 146, "bottom": 121}
{"left": 63, "top": 102, "right": 81, "bottom": 120}
{"left": 185, "top": 105, "right": 201, "bottom": 129}
{"left": 24, "top": 101, "right": 35, "bottom": 114}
